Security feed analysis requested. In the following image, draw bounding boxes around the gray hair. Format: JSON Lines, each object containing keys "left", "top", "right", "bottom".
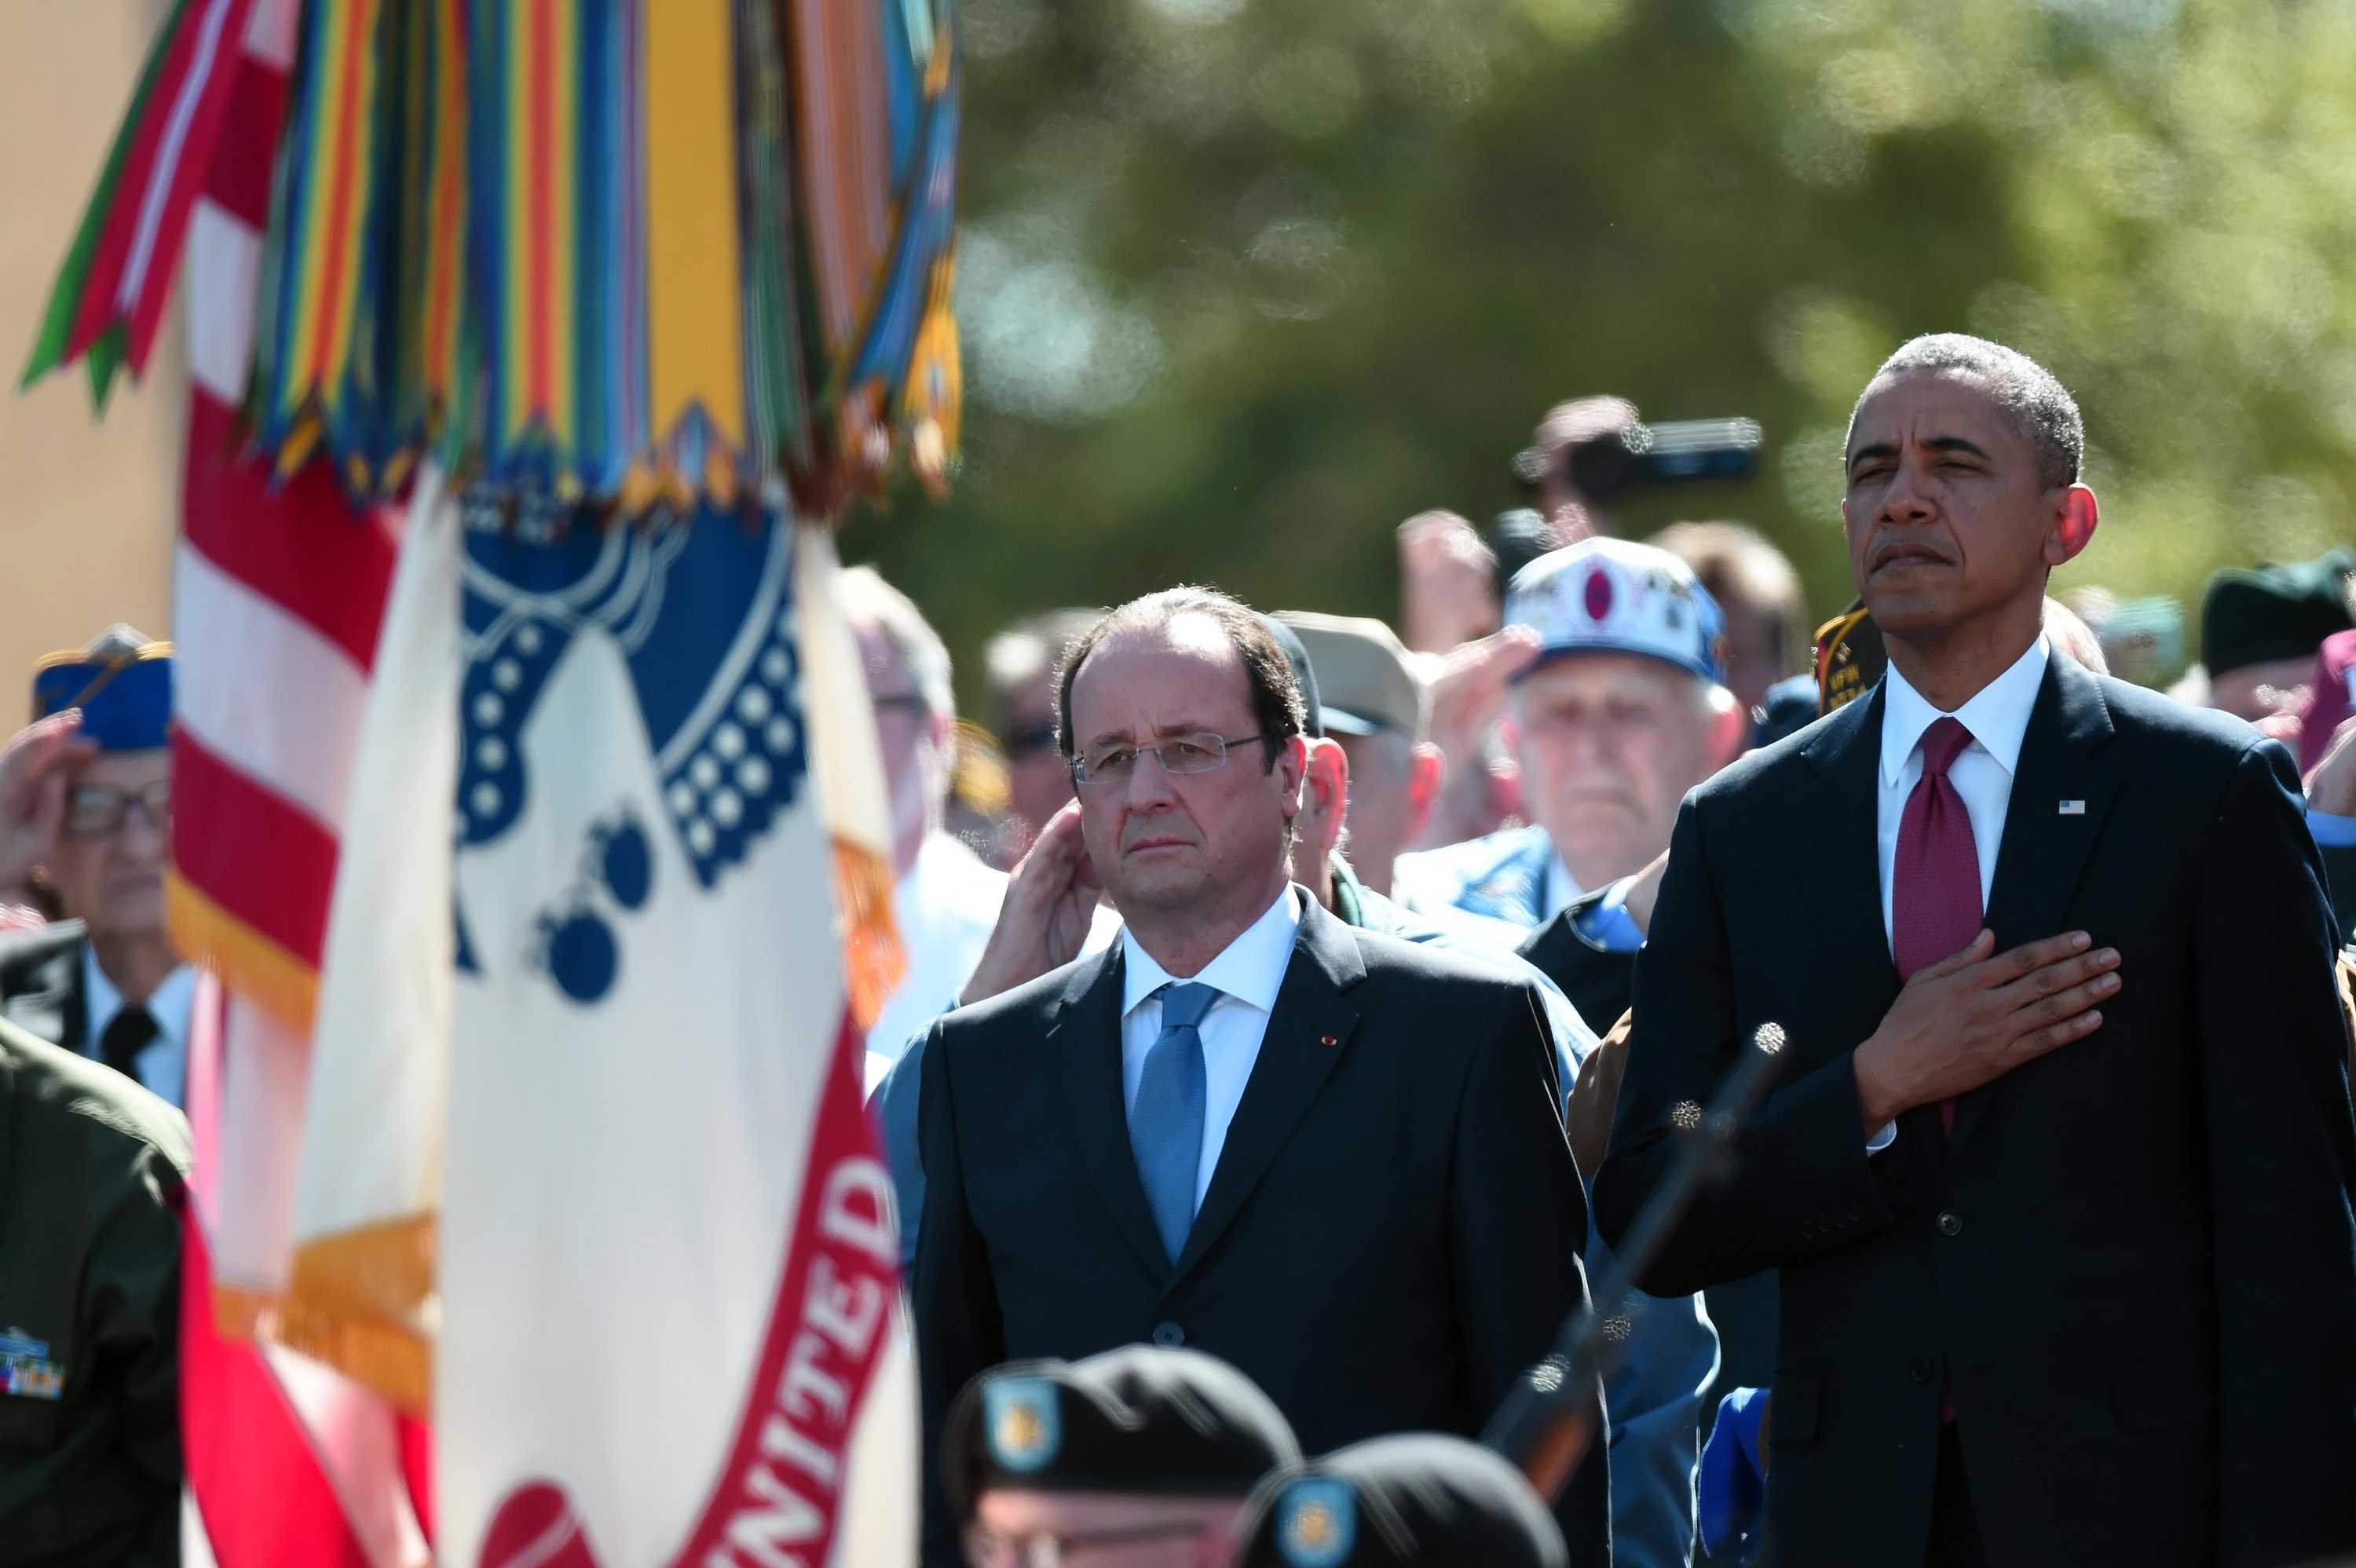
{"left": 1848, "top": 333, "right": 2084, "bottom": 490}
{"left": 838, "top": 565, "right": 955, "bottom": 720}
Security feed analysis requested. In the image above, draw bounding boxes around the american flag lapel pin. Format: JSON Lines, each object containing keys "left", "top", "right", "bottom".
{"left": 2058, "top": 799, "right": 2086, "bottom": 815}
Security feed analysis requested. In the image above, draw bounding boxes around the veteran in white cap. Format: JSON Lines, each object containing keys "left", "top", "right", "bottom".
{"left": 1395, "top": 538, "right": 1749, "bottom": 935}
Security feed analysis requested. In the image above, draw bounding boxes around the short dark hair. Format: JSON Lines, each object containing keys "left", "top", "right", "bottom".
{"left": 1056, "top": 587, "right": 1308, "bottom": 774}
{"left": 1848, "top": 333, "right": 2084, "bottom": 489}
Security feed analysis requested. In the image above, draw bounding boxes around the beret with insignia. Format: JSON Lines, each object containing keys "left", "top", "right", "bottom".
{"left": 1231, "top": 1434, "right": 1567, "bottom": 1568}
{"left": 944, "top": 1346, "right": 1301, "bottom": 1519}
{"left": 31, "top": 623, "right": 172, "bottom": 751}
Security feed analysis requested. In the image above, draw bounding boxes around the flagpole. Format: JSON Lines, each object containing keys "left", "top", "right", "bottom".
{"left": 1482, "top": 1023, "right": 1787, "bottom": 1502}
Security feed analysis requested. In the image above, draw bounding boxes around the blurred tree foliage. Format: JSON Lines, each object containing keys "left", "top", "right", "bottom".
{"left": 851, "top": 0, "right": 2356, "bottom": 711}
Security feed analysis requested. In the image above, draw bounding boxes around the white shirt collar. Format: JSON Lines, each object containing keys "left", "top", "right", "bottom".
{"left": 1880, "top": 634, "right": 2051, "bottom": 788}
{"left": 81, "top": 945, "right": 199, "bottom": 1051}
{"left": 1121, "top": 885, "right": 1301, "bottom": 1018}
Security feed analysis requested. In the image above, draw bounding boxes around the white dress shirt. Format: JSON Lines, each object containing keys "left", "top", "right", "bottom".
{"left": 81, "top": 946, "right": 197, "bottom": 1109}
{"left": 1119, "top": 885, "right": 1301, "bottom": 1212}
{"left": 1866, "top": 634, "right": 2051, "bottom": 1151}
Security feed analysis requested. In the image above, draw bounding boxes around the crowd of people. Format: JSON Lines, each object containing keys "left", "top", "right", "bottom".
{"left": 4, "top": 332, "right": 2355, "bottom": 1566}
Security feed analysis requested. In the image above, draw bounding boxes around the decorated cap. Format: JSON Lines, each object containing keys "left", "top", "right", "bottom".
{"left": 1505, "top": 538, "right": 1726, "bottom": 685}
{"left": 1231, "top": 1434, "right": 1568, "bottom": 1568}
{"left": 944, "top": 1346, "right": 1301, "bottom": 1518}
{"left": 2201, "top": 546, "right": 2356, "bottom": 678}
{"left": 31, "top": 623, "right": 173, "bottom": 751}
{"left": 1258, "top": 614, "right": 1326, "bottom": 739}
{"left": 1279, "top": 612, "right": 1428, "bottom": 740}
{"left": 2296, "top": 627, "right": 2356, "bottom": 775}
{"left": 1812, "top": 599, "right": 1886, "bottom": 716}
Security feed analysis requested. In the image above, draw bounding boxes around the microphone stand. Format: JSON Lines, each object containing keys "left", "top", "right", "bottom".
{"left": 1481, "top": 1023, "right": 1787, "bottom": 1503}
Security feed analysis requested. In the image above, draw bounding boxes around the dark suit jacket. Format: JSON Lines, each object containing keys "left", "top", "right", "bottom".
{"left": 913, "top": 892, "right": 1610, "bottom": 1566}
{"left": 0, "top": 923, "right": 89, "bottom": 1055}
{"left": 1595, "top": 656, "right": 2356, "bottom": 1568}
{"left": 1520, "top": 903, "right": 1780, "bottom": 1424}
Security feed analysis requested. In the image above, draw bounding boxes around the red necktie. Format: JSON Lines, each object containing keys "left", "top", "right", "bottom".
{"left": 1893, "top": 716, "right": 1982, "bottom": 1137}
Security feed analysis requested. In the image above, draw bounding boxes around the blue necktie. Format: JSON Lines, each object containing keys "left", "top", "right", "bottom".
{"left": 1131, "top": 981, "right": 1216, "bottom": 1264}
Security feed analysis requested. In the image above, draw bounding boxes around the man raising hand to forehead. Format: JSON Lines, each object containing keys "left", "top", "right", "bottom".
{"left": 1597, "top": 335, "right": 2356, "bottom": 1568}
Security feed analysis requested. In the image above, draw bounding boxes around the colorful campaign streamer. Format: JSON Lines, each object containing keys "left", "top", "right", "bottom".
{"left": 29, "top": 0, "right": 963, "bottom": 517}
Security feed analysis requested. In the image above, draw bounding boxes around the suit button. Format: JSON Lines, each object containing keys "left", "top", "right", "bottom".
{"left": 1937, "top": 1210, "right": 1963, "bottom": 1237}
{"left": 1151, "top": 1321, "right": 1185, "bottom": 1348}
{"left": 1910, "top": 1358, "right": 1933, "bottom": 1383}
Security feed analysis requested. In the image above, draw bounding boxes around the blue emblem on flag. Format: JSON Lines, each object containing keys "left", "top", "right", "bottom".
{"left": 982, "top": 1377, "right": 1061, "bottom": 1475}
{"left": 1277, "top": 1477, "right": 1357, "bottom": 1568}
{"left": 454, "top": 495, "right": 811, "bottom": 1005}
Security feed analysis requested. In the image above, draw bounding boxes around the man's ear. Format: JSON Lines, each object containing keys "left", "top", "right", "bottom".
{"left": 1707, "top": 689, "right": 1748, "bottom": 769}
{"left": 1275, "top": 733, "right": 1311, "bottom": 817}
{"left": 1299, "top": 739, "right": 1350, "bottom": 857}
{"left": 2046, "top": 484, "right": 2099, "bottom": 567}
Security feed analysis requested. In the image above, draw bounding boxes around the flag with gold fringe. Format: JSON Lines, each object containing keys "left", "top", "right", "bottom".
{"left": 31, "top": 0, "right": 962, "bottom": 516}
{"left": 25, "top": 1, "right": 953, "bottom": 1562}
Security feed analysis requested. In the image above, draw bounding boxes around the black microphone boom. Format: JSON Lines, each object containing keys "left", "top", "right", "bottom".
{"left": 1481, "top": 1022, "right": 1787, "bottom": 1504}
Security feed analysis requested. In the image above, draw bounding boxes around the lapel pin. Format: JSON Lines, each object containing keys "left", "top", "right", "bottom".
{"left": 1318, "top": 1033, "right": 1338, "bottom": 1048}
{"left": 2058, "top": 799, "right": 2086, "bottom": 815}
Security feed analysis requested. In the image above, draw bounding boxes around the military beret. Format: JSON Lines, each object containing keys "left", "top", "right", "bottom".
{"left": 1231, "top": 1434, "right": 1568, "bottom": 1568}
{"left": 2201, "top": 546, "right": 2356, "bottom": 678}
{"left": 31, "top": 623, "right": 172, "bottom": 751}
{"left": 943, "top": 1346, "right": 1301, "bottom": 1519}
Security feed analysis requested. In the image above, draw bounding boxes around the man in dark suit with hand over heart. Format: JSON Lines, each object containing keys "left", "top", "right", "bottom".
{"left": 1596, "top": 334, "right": 2356, "bottom": 1568}
{"left": 912, "top": 587, "right": 1608, "bottom": 1566}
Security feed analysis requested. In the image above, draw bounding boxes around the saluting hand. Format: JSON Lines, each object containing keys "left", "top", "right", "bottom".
{"left": 958, "top": 801, "right": 1103, "bottom": 1007}
{"left": 1852, "top": 929, "right": 2122, "bottom": 1131}
{"left": 0, "top": 711, "right": 94, "bottom": 899}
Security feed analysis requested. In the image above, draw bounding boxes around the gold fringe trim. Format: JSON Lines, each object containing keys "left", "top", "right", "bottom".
{"left": 832, "top": 837, "right": 905, "bottom": 1032}
{"left": 269, "top": 1212, "right": 440, "bottom": 1415}
{"left": 165, "top": 871, "right": 319, "bottom": 1035}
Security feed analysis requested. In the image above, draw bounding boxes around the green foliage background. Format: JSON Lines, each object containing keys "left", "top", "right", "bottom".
{"left": 852, "top": 0, "right": 2356, "bottom": 711}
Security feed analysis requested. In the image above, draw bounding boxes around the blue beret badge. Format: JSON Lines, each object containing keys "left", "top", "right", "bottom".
{"left": 983, "top": 1377, "right": 1060, "bottom": 1475}
{"left": 1278, "top": 1477, "right": 1356, "bottom": 1568}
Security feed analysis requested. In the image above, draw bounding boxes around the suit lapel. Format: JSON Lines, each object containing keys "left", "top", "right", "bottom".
{"left": 1169, "top": 896, "right": 1364, "bottom": 1288}
{"left": 1951, "top": 657, "right": 2118, "bottom": 1150}
{"left": 1800, "top": 686, "right": 1904, "bottom": 1046}
{"left": 1049, "top": 945, "right": 1173, "bottom": 1281}
{"left": 2, "top": 936, "right": 86, "bottom": 1055}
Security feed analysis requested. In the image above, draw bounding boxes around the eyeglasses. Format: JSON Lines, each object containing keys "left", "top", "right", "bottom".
{"left": 1069, "top": 732, "right": 1267, "bottom": 788}
{"left": 964, "top": 1517, "right": 1213, "bottom": 1567}
{"left": 64, "top": 780, "right": 170, "bottom": 839}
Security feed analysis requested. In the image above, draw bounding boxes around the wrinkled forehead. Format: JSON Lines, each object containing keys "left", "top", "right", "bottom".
{"left": 1070, "top": 620, "right": 1256, "bottom": 734}
{"left": 1513, "top": 649, "right": 1704, "bottom": 710}
{"left": 75, "top": 747, "right": 171, "bottom": 789}
{"left": 1846, "top": 367, "right": 2030, "bottom": 466}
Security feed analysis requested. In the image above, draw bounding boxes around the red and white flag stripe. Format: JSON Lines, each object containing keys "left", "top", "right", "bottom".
{"left": 163, "top": 1, "right": 427, "bottom": 1562}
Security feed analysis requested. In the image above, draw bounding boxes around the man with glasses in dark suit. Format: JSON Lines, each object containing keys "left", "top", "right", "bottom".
{"left": 0, "top": 625, "right": 192, "bottom": 1108}
{"left": 911, "top": 586, "right": 1609, "bottom": 1566}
